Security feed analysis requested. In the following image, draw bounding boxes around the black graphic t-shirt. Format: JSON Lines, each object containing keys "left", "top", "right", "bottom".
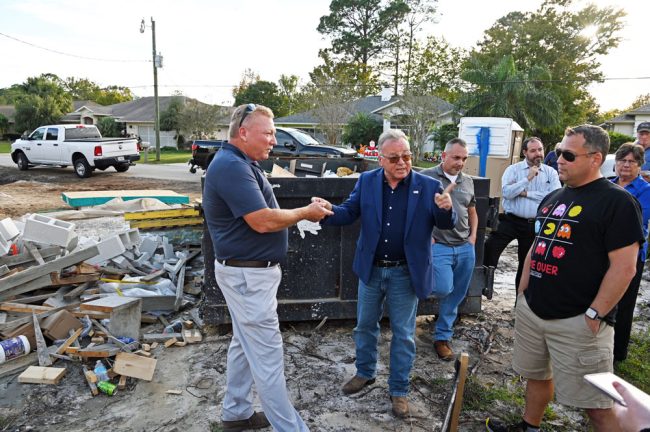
{"left": 524, "top": 178, "right": 644, "bottom": 323}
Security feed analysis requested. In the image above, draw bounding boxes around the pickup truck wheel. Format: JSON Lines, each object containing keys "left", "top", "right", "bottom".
{"left": 73, "top": 157, "right": 92, "bottom": 178}
{"left": 16, "top": 153, "right": 29, "bottom": 171}
{"left": 115, "top": 164, "right": 130, "bottom": 172}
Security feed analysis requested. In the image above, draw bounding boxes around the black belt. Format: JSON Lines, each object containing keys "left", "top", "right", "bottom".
{"left": 217, "top": 259, "right": 278, "bottom": 268}
{"left": 374, "top": 259, "right": 407, "bottom": 267}
{"left": 506, "top": 213, "right": 535, "bottom": 224}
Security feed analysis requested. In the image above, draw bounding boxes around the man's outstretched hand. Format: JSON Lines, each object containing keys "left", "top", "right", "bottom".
{"left": 434, "top": 182, "right": 455, "bottom": 210}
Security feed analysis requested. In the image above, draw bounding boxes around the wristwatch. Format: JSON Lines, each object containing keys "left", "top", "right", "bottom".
{"left": 585, "top": 307, "right": 601, "bottom": 320}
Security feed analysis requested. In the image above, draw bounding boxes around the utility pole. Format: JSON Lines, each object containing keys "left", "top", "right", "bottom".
{"left": 141, "top": 17, "right": 161, "bottom": 161}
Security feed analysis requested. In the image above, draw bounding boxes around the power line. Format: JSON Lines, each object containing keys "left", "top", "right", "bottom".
{"left": 0, "top": 31, "right": 150, "bottom": 63}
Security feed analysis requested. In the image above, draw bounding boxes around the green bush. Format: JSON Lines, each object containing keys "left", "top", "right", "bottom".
{"left": 608, "top": 131, "right": 635, "bottom": 153}
{"left": 342, "top": 112, "right": 383, "bottom": 151}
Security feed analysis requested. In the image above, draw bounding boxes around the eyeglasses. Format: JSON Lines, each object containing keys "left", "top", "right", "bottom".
{"left": 555, "top": 148, "right": 597, "bottom": 162}
{"left": 238, "top": 103, "right": 256, "bottom": 128}
{"left": 381, "top": 153, "right": 412, "bottom": 164}
{"left": 615, "top": 158, "right": 638, "bottom": 166}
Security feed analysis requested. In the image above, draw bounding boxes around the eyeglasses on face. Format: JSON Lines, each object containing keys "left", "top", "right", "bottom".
{"left": 239, "top": 103, "right": 257, "bottom": 128}
{"left": 615, "top": 158, "right": 639, "bottom": 166}
{"left": 555, "top": 148, "right": 597, "bottom": 162}
{"left": 381, "top": 153, "right": 412, "bottom": 164}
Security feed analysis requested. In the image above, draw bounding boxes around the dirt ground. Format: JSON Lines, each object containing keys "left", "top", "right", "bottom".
{"left": 0, "top": 166, "right": 649, "bottom": 432}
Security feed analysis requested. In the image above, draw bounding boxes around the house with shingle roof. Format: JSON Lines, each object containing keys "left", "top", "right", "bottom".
{"left": 603, "top": 103, "right": 650, "bottom": 136}
{"left": 275, "top": 92, "right": 457, "bottom": 147}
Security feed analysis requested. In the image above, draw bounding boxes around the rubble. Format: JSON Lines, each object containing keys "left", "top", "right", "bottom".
{"left": 0, "top": 203, "right": 205, "bottom": 405}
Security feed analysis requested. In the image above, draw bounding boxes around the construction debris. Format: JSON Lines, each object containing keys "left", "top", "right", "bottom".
{"left": 0, "top": 205, "right": 205, "bottom": 399}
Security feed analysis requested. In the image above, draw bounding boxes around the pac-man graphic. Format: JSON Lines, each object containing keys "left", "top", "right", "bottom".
{"left": 552, "top": 245, "right": 566, "bottom": 259}
{"left": 557, "top": 224, "right": 571, "bottom": 239}
{"left": 534, "top": 240, "right": 547, "bottom": 255}
{"left": 552, "top": 204, "right": 567, "bottom": 217}
{"left": 541, "top": 206, "right": 550, "bottom": 214}
{"left": 543, "top": 222, "right": 556, "bottom": 235}
{"left": 568, "top": 205, "right": 582, "bottom": 217}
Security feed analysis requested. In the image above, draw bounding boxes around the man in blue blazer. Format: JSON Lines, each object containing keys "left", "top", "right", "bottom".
{"left": 313, "top": 129, "right": 455, "bottom": 418}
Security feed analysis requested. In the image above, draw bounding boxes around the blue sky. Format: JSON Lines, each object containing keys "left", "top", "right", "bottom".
{"left": 0, "top": 0, "right": 646, "bottom": 111}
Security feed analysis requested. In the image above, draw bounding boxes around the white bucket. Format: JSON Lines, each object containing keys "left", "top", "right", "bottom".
{"left": 0, "top": 335, "right": 31, "bottom": 363}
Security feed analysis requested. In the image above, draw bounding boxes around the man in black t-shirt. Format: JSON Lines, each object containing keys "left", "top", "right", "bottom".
{"left": 486, "top": 125, "right": 644, "bottom": 432}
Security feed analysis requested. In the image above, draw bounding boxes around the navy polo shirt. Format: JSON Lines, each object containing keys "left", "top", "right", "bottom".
{"left": 374, "top": 172, "right": 410, "bottom": 261}
{"left": 202, "top": 143, "right": 288, "bottom": 262}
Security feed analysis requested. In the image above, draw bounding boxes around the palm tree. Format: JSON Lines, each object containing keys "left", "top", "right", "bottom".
{"left": 460, "top": 55, "right": 562, "bottom": 131}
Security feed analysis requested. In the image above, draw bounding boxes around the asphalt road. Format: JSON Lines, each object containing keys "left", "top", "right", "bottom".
{"left": 0, "top": 154, "right": 202, "bottom": 183}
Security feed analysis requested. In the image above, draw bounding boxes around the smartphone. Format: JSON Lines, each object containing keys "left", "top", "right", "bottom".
{"left": 584, "top": 372, "right": 646, "bottom": 406}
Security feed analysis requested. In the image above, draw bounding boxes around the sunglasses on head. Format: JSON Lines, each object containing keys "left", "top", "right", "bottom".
{"left": 239, "top": 103, "right": 257, "bottom": 128}
{"left": 381, "top": 153, "right": 412, "bottom": 163}
{"left": 555, "top": 148, "right": 597, "bottom": 162}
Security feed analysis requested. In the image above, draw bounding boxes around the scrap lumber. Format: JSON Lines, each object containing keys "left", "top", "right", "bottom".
{"left": 113, "top": 352, "right": 157, "bottom": 381}
{"left": 24, "top": 241, "right": 45, "bottom": 265}
{"left": 183, "top": 329, "right": 202, "bottom": 344}
{"left": 0, "top": 303, "right": 53, "bottom": 314}
{"left": 18, "top": 366, "right": 66, "bottom": 385}
{"left": 63, "top": 282, "right": 94, "bottom": 299}
{"left": 12, "top": 293, "right": 58, "bottom": 304}
{"left": 0, "top": 305, "right": 69, "bottom": 332}
{"left": 143, "top": 333, "right": 182, "bottom": 343}
{"left": 73, "top": 344, "right": 121, "bottom": 358}
{"left": 82, "top": 366, "right": 99, "bottom": 396}
{"left": 165, "top": 389, "right": 183, "bottom": 395}
{"left": 32, "top": 313, "right": 53, "bottom": 367}
{"left": 117, "top": 374, "right": 127, "bottom": 390}
{"left": 0, "top": 346, "right": 57, "bottom": 379}
{"left": 0, "top": 245, "right": 99, "bottom": 300}
{"left": 55, "top": 328, "right": 82, "bottom": 356}
{"left": 49, "top": 273, "right": 100, "bottom": 286}
{"left": 164, "top": 337, "right": 178, "bottom": 348}
{"left": 0, "top": 246, "right": 60, "bottom": 268}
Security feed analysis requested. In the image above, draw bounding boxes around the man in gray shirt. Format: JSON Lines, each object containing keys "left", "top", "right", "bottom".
{"left": 421, "top": 138, "right": 477, "bottom": 361}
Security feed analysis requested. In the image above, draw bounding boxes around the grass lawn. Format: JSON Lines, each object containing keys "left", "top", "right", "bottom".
{"left": 0, "top": 141, "right": 10, "bottom": 153}
{"left": 138, "top": 148, "right": 191, "bottom": 164}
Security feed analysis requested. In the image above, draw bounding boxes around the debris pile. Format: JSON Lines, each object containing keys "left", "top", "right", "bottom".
{"left": 0, "top": 211, "right": 205, "bottom": 397}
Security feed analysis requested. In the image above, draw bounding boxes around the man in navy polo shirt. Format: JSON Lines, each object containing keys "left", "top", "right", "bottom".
{"left": 203, "top": 104, "right": 332, "bottom": 432}
{"left": 313, "top": 129, "right": 455, "bottom": 419}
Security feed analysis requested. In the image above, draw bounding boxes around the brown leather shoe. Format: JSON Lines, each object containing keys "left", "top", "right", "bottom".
{"left": 342, "top": 375, "right": 376, "bottom": 395}
{"left": 222, "top": 412, "right": 270, "bottom": 432}
{"left": 390, "top": 396, "right": 410, "bottom": 418}
{"left": 434, "top": 340, "right": 454, "bottom": 361}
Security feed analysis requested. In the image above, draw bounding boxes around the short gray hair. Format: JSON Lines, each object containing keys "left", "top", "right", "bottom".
{"left": 377, "top": 129, "right": 409, "bottom": 151}
{"left": 444, "top": 138, "right": 467, "bottom": 152}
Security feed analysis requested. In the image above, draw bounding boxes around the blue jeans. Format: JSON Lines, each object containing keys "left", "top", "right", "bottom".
{"left": 432, "top": 242, "right": 475, "bottom": 341}
{"left": 354, "top": 265, "right": 418, "bottom": 397}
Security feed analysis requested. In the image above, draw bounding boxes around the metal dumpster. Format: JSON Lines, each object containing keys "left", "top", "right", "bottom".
{"left": 201, "top": 157, "right": 495, "bottom": 324}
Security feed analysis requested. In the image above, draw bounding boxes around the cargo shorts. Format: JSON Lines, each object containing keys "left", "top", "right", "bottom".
{"left": 512, "top": 293, "right": 614, "bottom": 409}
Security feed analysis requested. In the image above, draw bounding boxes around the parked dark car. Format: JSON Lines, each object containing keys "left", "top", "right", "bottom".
{"left": 187, "top": 127, "right": 358, "bottom": 173}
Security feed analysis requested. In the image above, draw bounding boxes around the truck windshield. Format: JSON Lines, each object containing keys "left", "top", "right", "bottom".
{"left": 290, "top": 129, "right": 320, "bottom": 146}
{"left": 65, "top": 126, "right": 101, "bottom": 140}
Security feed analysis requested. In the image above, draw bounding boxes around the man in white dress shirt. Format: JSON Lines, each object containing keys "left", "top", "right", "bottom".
{"left": 484, "top": 137, "right": 561, "bottom": 292}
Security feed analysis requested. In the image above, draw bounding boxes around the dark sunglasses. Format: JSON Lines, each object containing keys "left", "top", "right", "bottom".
{"left": 381, "top": 153, "right": 412, "bottom": 163}
{"left": 239, "top": 103, "right": 256, "bottom": 128}
{"left": 555, "top": 148, "right": 597, "bottom": 162}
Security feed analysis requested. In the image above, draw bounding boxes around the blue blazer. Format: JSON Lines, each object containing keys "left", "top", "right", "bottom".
{"left": 323, "top": 168, "right": 456, "bottom": 299}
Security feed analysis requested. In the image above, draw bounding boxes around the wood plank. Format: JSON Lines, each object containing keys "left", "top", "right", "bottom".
{"left": 0, "top": 246, "right": 100, "bottom": 299}
{"left": 0, "top": 246, "right": 60, "bottom": 268}
{"left": 83, "top": 366, "right": 99, "bottom": 396}
{"left": 63, "top": 282, "right": 94, "bottom": 299}
{"left": 0, "top": 304, "right": 69, "bottom": 332}
{"left": 50, "top": 273, "right": 99, "bottom": 286}
{"left": 142, "top": 333, "right": 182, "bottom": 343}
{"left": 80, "top": 296, "right": 140, "bottom": 313}
{"left": 117, "top": 374, "right": 127, "bottom": 390}
{"left": 128, "top": 217, "right": 203, "bottom": 229}
{"left": 32, "top": 313, "right": 52, "bottom": 367}
{"left": 113, "top": 352, "right": 157, "bottom": 381}
{"left": 55, "top": 328, "right": 82, "bottom": 356}
{"left": 0, "top": 303, "right": 53, "bottom": 314}
{"left": 18, "top": 366, "right": 66, "bottom": 385}
{"left": 24, "top": 241, "right": 45, "bottom": 265}
{"left": 75, "top": 344, "right": 120, "bottom": 358}
{"left": 124, "top": 208, "right": 200, "bottom": 220}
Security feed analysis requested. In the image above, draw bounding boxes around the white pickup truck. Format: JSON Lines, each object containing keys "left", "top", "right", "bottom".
{"left": 10, "top": 124, "right": 141, "bottom": 178}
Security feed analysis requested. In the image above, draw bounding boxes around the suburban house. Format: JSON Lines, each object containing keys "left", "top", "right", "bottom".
{"left": 274, "top": 91, "right": 457, "bottom": 150}
{"left": 602, "top": 102, "right": 650, "bottom": 136}
{"left": 60, "top": 96, "right": 233, "bottom": 147}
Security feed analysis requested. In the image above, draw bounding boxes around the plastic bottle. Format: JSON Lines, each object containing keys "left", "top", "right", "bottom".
{"left": 94, "top": 360, "right": 109, "bottom": 382}
{"left": 0, "top": 336, "right": 31, "bottom": 364}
